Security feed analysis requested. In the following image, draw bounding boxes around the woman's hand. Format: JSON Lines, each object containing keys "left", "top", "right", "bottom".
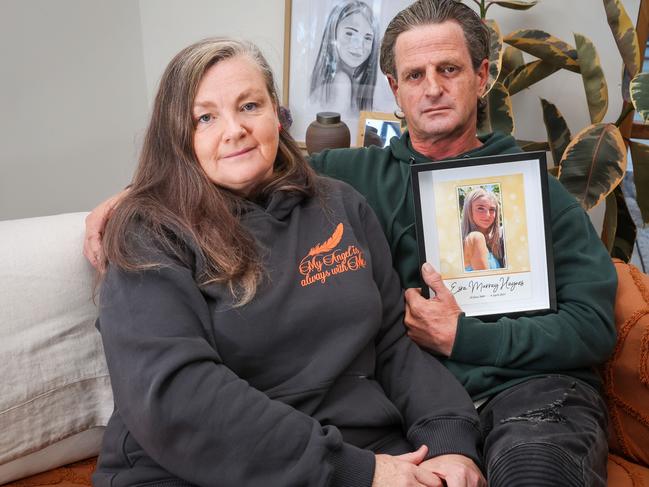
{"left": 420, "top": 454, "right": 486, "bottom": 487}
{"left": 372, "top": 445, "right": 444, "bottom": 487}
{"left": 83, "top": 189, "right": 129, "bottom": 271}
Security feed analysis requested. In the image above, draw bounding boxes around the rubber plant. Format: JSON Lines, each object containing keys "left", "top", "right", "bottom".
{"left": 470, "top": 0, "right": 649, "bottom": 261}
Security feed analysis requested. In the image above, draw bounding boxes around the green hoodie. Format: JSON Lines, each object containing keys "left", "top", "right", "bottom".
{"left": 310, "top": 131, "right": 617, "bottom": 400}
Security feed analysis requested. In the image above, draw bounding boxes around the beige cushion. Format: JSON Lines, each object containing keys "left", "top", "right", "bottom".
{"left": 0, "top": 212, "right": 113, "bottom": 484}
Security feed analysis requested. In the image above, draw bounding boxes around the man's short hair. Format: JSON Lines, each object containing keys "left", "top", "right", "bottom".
{"left": 379, "top": 0, "right": 490, "bottom": 78}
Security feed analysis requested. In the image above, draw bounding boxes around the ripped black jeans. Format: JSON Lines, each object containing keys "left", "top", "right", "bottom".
{"left": 479, "top": 375, "right": 608, "bottom": 487}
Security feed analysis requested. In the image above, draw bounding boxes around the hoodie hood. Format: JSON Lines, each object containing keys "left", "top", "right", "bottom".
{"left": 389, "top": 130, "right": 521, "bottom": 164}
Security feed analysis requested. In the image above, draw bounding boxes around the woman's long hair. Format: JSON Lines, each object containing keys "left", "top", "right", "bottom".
{"left": 103, "top": 38, "right": 317, "bottom": 305}
{"left": 461, "top": 188, "right": 504, "bottom": 264}
{"left": 309, "top": 1, "right": 379, "bottom": 111}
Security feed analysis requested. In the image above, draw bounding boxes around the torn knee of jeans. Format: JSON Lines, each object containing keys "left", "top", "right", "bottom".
{"left": 499, "top": 382, "right": 576, "bottom": 424}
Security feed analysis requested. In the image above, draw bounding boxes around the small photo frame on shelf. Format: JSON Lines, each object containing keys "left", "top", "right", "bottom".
{"left": 357, "top": 111, "right": 403, "bottom": 148}
{"left": 411, "top": 151, "right": 556, "bottom": 320}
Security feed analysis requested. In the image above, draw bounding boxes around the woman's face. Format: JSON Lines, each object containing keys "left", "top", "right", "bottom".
{"left": 471, "top": 195, "right": 497, "bottom": 231}
{"left": 335, "top": 12, "right": 374, "bottom": 68}
{"left": 192, "top": 55, "right": 279, "bottom": 196}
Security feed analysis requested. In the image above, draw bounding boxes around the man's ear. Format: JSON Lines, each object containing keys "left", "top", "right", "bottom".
{"left": 387, "top": 74, "right": 399, "bottom": 100}
{"left": 477, "top": 58, "right": 489, "bottom": 97}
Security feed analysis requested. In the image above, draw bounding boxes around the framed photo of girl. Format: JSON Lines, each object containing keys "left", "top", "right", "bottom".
{"left": 282, "top": 0, "right": 411, "bottom": 146}
{"left": 411, "top": 151, "right": 557, "bottom": 320}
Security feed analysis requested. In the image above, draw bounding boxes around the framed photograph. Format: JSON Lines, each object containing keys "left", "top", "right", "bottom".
{"left": 411, "top": 151, "right": 556, "bottom": 320}
{"left": 283, "top": 0, "right": 412, "bottom": 146}
{"left": 358, "top": 111, "right": 403, "bottom": 148}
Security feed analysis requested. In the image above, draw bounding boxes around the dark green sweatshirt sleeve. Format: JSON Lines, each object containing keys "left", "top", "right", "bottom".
{"left": 450, "top": 177, "right": 617, "bottom": 370}
{"left": 99, "top": 245, "right": 375, "bottom": 487}
{"left": 357, "top": 200, "right": 482, "bottom": 465}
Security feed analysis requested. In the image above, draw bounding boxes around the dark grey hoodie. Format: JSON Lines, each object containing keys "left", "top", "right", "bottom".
{"left": 93, "top": 177, "right": 481, "bottom": 487}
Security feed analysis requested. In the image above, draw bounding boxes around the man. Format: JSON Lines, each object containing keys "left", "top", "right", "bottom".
{"left": 85, "top": 1, "right": 616, "bottom": 485}
{"left": 309, "top": 2, "right": 616, "bottom": 486}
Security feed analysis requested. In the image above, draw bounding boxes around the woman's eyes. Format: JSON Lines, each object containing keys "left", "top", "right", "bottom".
{"left": 475, "top": 206, "right": 496, "bottom": 214}
{"left": 196, "top": 102, "right": 257, "bottom": 123}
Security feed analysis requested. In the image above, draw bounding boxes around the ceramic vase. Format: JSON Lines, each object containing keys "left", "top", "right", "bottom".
{"left": 305, "top": 112, "right": 351, "bottom": 155}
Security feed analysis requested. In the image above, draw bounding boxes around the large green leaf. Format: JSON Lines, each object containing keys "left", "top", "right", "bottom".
{"left": 603, "top": 0, "right": 641, "bottom": 84}
{"left": 504, "top": 30, "right": 580, "bottom": 73}
{"left": 505, "top": 60, "right": 561, "bottom": 95}
{"left": 630, "top": 72, "right": 649, "bottom": 122}
{"left": 630, "top": 141, "right": 649, "bottom": 225}
{"left": 485, "top": 19, "right": 504, "bottom": 93}
{"left": 489, "top": 0, "right": 538, "bottom": 10}
{"left": 486, "top": 81, "right": 514, "bottom": 134}
{"left": 499, "top": 46, "right": 525, "bottom": 83}
{"left": 558, "top": 123, "right": 627, "bottom": 209}
{"left": 541, "top": 99, "right": 572, "bottom": 166}
{"left": 575, "top": 33, "right": 609, "bottom": 124}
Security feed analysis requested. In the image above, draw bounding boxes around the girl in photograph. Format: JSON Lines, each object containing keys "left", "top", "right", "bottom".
{"left": 309, "top": 0, "right": 380, "bottom": 112}
{"left": 461, "top": 187, "right": 506, "bottom": 271}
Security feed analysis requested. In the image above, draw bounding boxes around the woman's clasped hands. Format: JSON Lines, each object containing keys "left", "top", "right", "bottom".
{"left": 373, "top": 446, "right": 486, "bottom": 487}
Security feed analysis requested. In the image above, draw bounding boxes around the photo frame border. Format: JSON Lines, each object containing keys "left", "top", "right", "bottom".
{"left": 410, "top": 151, "right": 556, "bottom": 320}
{"left": 357, "top": 111, "right": 403, "bottom": 147}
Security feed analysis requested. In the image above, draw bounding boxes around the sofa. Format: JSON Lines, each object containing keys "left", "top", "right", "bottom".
{"left": 0, "top": 212, "right": 648, "bottom": 486}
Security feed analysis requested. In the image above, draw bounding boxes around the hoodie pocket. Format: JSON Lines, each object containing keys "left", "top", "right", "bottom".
{"left": 314, "top": 375, "right": 404, "bottom": 427}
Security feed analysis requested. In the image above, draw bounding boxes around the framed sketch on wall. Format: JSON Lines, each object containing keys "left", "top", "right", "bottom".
{"left": 283, "top": 0, "right": 412, "bottom": 146}
{"left": 411, "top": 152, "right": 556, "bottom": 320}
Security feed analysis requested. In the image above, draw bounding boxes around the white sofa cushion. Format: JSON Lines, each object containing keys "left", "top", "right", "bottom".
{"left": 0, "top": 212, "right": 113, "bottom": 484}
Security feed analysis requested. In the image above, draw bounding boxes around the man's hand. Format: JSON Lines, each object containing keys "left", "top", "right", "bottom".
{"left": 83, "top": 189, "right": 129, "bottom": 271}
{"left": 373, "top": 446, "right": 444, "bottom": 487}
{"left": 420, "top": 454, "right": 486, "bottom": 487}
{"left": 404, "top": 263, "right": 463, "bottom": 357}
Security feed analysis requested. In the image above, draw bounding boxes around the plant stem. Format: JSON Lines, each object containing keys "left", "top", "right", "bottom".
{"left": 482, "top": 1, "right": 490, "bottom": 18}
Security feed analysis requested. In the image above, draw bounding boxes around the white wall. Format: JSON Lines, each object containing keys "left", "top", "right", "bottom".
{"left": 0, "top": 0, "right": 641, "bottom": 221}
{"left": 0, "top": 0, "right": 149, "bottom": 221}
{"left": 138, "top": 0, "right": 286, "bottom": 106}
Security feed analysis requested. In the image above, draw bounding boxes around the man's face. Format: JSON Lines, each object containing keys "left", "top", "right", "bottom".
{"left": 388, "top": 21, "right": 488, "bottom": 147}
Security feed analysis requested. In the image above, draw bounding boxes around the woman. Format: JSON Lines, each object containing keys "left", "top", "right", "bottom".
{"left": 309, "top": 1, "right": 379, "bottom": 111}
{"left": 461, "top": 188, "right": 505, "bottom": 272}
{"left": 93, "top": 37, "right": 484, "bottom": 487}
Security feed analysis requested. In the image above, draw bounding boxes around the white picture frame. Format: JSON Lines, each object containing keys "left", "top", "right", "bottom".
{"left": 411, "top": 151, "right": 556, "bottom": 319}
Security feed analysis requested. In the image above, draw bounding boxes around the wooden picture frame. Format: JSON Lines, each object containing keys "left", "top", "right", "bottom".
{"left": 282, "top": 0, "right": 412, "bottom": 146}
{"left": 357, "top": 111, "right": 403, "bottom": 148}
